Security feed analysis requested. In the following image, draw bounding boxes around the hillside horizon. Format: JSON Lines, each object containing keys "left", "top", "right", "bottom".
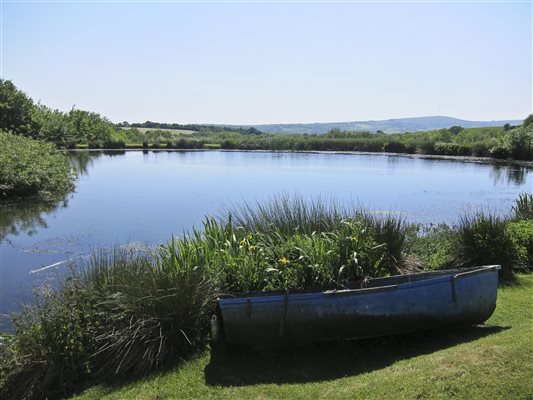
{"left": 126, "top": 115, "right": 524, "bottom": 135}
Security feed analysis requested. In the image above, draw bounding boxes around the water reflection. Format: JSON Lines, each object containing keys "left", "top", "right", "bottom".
{"left": 0, "top": 197, "right": 69, "bottom": 241}
{"left": 102, "top": 150, "right": 126, "bottom": 157}
{"left": 67, "top": 151, "right": 101, "bottom": 176}
{"left": 0, "top": 152, "right": 102, "bottom": 241}
{"left": 489, "top": 164, "right": 530, "bottom": 186}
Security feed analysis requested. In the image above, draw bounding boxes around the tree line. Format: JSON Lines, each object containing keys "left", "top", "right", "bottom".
{"left": 1, "top": 79, "right": 532, "bottom": 160}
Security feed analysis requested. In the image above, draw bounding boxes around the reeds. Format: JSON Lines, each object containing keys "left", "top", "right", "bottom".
{"left": 512, "top": 193, "right": 533, "bottom": 220}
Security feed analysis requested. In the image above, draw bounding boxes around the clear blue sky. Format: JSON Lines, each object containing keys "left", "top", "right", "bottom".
{"left": 2, "top": 1, "right": 532, "bottom": 124}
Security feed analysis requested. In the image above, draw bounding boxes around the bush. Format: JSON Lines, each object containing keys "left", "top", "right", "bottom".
{"left": 471, "top": 142, "right": 489, "bottom": 157}
{"left": 407, "top": 224, "right": 456, "bottom": 270}
{"left": 103, "top": 140, "right": 125, "bottom": 149}
{"left": 490, "top": 145, "right": 510, "bottom": 159}
{"left": 0, "top": 246, "right": 216, "bottom": 400}
{"left": 88, "top": 142, "right": 101, "bottom": 149}
{"left": 433, "top": 142, "right": 471, "bottom": 156}
{"left": 452, "top": 212, "right": 517, "bottom": 279}
{"left": 0, "top": 131, "right": 75, "bottom": 198}
{"left": 506, "top": 220, "right": 533, "bottom": 270}
{"left": 383, "top": 141, "right": 408, "bottom": 153}
{"left": 418, "top": 141, "right": 435, "bottom": 155}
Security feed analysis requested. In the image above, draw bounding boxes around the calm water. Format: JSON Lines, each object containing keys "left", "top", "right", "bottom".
{"left": 0, "top": 150, "right": 531, "bottom": 328}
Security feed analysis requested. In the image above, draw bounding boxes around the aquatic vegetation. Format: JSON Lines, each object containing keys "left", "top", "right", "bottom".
{"left": 512, "top": 193, "right": 533, "bottom": 220}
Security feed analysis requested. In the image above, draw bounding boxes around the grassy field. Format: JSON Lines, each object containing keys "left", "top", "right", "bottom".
{"left": 74, "top": 274, "right": 532, "bottom": 400}
{"left": 121, "top": 127, "right": 197, "bottom": 135}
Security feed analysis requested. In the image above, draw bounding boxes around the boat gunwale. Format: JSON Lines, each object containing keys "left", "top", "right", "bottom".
{"left": 217, "top": 265, "right": 501, "bottom": 302}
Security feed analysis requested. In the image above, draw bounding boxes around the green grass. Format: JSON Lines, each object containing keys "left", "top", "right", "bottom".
{"left": 73, "top": 274, "right": 533, "bottom": 400}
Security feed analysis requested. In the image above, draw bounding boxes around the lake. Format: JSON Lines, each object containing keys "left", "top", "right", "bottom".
{"left": 0, "top": 150, "right": 531, "bottom": 329}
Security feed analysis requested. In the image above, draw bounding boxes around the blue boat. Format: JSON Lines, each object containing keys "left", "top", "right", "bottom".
{"left": 212, "top": 265, "right": 500, "bottom": 347}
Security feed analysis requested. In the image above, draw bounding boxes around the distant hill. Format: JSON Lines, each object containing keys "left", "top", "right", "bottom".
{"left": 234, "top": 116, "right": 523, "bottom": 134}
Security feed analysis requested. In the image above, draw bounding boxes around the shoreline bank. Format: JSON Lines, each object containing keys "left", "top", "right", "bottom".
{"left": 65, "top": 148, "right": 533, "bottom": 168}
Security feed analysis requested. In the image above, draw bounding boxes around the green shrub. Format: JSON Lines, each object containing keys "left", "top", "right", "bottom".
{"left": 489, "top": 145, "right": 510, "bottom": 159}
{"left": 0, "top": 131, "right": 75, "bottom": 198}
{"left": 471, "top": 142, "right": 489, "bottom": 157}
{"left": 407, "top": 224, "right": 456, "bottom": 270}
{"left": 103, "top": 140, "right": 125, "bottom": 149}
{"left": 452, "top": 212, "right": 517, "bottom": 279}
{"left": 433, "top": 142, "right": 471, "bottom": 156}
{"left": 0, "top": 246, "right": 215, "bottom": 400}
{"left": 383, "top": 141, "right": 407, "bottom": 153}
{"left": 506, "top": 220, "right": 533, "bottom": 269}
{"left": 418, "top": 140, "right": 435, "bottom": 155}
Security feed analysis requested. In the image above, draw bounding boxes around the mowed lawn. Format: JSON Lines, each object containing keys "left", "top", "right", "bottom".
{"left": 74, "top": 274, "right": 532, "bottom": 400}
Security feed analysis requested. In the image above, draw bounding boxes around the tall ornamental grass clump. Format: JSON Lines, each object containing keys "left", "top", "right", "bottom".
{"left": 451, "top": 212, "right": 517, "bottom": 279}
{"left": 0, "top": 131, "right": 74, "bottom": 198}
{"left": 0, "top": 246, "right": 216, "bottom": 400}
{"left": 227, "top": 195, "right": 343, "bottom": 235}
{"left": 512, "top": 193, "right": 533, "bottom": 220}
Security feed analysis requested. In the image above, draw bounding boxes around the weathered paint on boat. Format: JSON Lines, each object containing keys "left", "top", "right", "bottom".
{"left": 214, "top": 265, "right": 500, "bottom": 347}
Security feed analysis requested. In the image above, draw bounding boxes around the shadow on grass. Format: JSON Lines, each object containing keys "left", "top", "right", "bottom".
{"left": 204, "top": 325, "right": 508, "bottom": 387}
{"left": 499, "top": 272, "right": 530, "bottom": 287}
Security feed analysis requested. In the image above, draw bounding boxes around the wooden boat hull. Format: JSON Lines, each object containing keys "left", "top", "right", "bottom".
{"left": 214, "top": 265, "right": 500, "bottom": 347}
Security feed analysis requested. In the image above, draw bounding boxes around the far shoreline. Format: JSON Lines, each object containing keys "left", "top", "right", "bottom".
{"left": 66, "top": 148, "right": 533, "bottom": 168}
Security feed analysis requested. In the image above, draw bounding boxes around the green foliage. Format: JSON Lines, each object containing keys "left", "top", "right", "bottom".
{"left": 452, "top": 212, "right": 517, "bottom": 279}
{"left": 407, "top": 224, "right": 456, "bottom": 270}
{"left": 65, "top": 109, "right": 115, "bottom": 145}
{"left": 133, "top": 119, "right": 532, "bottom": 161}
{"left": 0, "top": 247, "right": 215, "bottom": 400}
{"left": 506, "top": 125, "right": 533, "bottom": 160}
{"left": 506, "top": 220, "right": 533, "bottom": 269}
{"left": 433, "top": 142, "right": 470, "bottom": 156}
{"left": 0, "top": 280, "right": 95, "bottom": 399}
{"left": 448, "top": 125, "right": 464, "bottom": 135}
{"left": 489, "top": 145, "right": 510, "bottom": 159}
{"left": 512, "top": 193, "right": 533, "bottom": 220}
{"left": 0, "top": 79, "right": 40, "bottom": 137}
{"left": 0, "top": 131, "right": 74, "bottom": 198}
{"left": 0, "top": 80, "right": 119, "bottom": 145}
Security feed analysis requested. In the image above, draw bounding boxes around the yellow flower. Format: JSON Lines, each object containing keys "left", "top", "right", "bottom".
{"left": 278, "top": 257, "right": 290, "bottom": 265}
{"left": 249, "top": 245, "right": 257, "bottom": 251}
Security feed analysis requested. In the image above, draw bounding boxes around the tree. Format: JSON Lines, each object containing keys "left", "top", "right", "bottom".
{"left": 523, "top": 114, "right": 533, "bottom": 127}
{"left": 0, "top": 79, "right": 40, "bottom": 137}
{"left": 448, "top": 126, "right": 464, "bottom": 135}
